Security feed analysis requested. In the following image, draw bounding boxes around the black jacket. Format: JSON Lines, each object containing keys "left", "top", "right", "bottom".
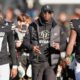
{"left": 0, "top": 23, "right": 17, "bottom": 65}
{"left": 23, "top": 17, "right": 58, "bottom": 63}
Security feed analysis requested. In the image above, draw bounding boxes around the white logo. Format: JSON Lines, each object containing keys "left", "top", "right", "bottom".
{"left": 40, "top": 30, "right": 50, "bottom": 40}
{"left": 0, "top": 32, "right": 5, "bottom": 51}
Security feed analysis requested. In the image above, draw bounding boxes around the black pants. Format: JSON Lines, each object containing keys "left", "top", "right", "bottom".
{"left": 32, "top": 61, "right": 56, "bottom": 80}
{"left": 62, "top": 66, "right": 75, "bottom": 80}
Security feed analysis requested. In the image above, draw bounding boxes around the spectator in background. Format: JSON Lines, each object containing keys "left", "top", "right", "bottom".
{"left": 58, "top": 12, "right": 69, "bottom": 52}
{"left": 58, "top": 13, "right": 69, "bottom": 72}
{"left": 56, "top": 12, "right": 75, "bottom": 80}
{"left": 15, "top": 14, "right": 32, "bottom": 49}
{"left": 70, "top": 8, "right": 80, "bottom": 20}
{"left": 4, "top": 7, "right": 16, "bottom": 30}
{"left": 14, "top": 14, "right": 32, "bottom": 79}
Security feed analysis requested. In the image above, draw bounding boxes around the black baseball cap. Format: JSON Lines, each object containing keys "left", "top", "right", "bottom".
{"left": 41, "top": 5, "right": 54, "bottom": 13}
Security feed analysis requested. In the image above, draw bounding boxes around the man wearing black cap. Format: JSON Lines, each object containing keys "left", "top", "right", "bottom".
{"left": 23, "top": 5, "right": 59, "bottom": 80}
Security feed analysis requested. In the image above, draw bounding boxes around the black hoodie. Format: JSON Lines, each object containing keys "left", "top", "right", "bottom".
{"left": 23, "top": 16, "right": 57, "bottom": 63}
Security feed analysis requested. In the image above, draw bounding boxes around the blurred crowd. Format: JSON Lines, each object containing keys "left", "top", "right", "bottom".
{"left": 0, "top": 3, "right": 80, "bottom": 80}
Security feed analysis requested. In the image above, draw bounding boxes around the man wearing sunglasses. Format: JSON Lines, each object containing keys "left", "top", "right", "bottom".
{"left": 23, "top": 5, "right": 58, "bottom": 80}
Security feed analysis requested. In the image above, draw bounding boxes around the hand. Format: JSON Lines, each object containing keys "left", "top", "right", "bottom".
{"left": 57, "top": 65, "right": 62, "bottom": 73}
{"left": 11, "top": 68, "right": 18, "bottom": 78}
{"left": 33, "top": 46, "right": 41, "bottom": 54}
{"left": 52, "top": 42, "right": 60, "bottom": 50}
{"left": 16, "top": 40, "right": 22, "bottom": 48}
{"left": 65, "top": 56, "right": 71, "bottom": 65}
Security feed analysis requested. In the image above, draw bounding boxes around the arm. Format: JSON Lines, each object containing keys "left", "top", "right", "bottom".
{"left": 66, "top": 30, "right": 77, "bottom": 56}
{"left": 7, "top": 30, "right": 18, "bottom": 78}
{"left": 23, "top": 22, "right": 40, "bottom": 54}
{"left": 23, "top": 31, "right": 33, "bottom": 51}
{"left": 7, "top": 30, "right": 17, "bottom": 67}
